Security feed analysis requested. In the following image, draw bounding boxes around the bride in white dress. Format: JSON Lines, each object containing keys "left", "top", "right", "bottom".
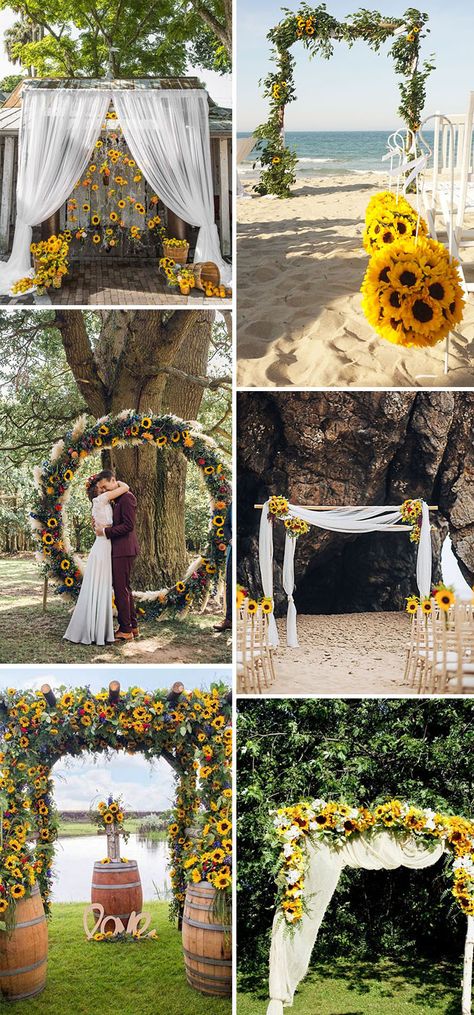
{"left": 64, "top": 476, "right": 130, "bottom": 646}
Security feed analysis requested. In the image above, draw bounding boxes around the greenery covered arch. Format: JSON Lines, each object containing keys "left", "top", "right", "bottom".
{"left": 30, "top": 410, "right": 231, "bottom": 621}
{"left": 255, "top": 5, "right": 433, "bottom": 197}
{"left": 0, "top": 681, "right": 232, "bottom": 925}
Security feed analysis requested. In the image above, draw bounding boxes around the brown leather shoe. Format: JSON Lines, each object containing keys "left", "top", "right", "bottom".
{"left": 115, "top": 631, "right": 133, "bottom": 642}
{"left": 132, "top": 627, "right": 139, "bottom": 638}
{"left": 214, "top": 619, "right": 232, "bottom": 632}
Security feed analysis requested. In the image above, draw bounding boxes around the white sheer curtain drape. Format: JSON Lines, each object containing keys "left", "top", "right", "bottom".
{"left": 0, "top": 88, "right": 110, "bottom": 295}
{"left": 114, "top": 89, "right": 230, "bottom": 282}
{"left": 259, "top": 501, "right": 432, "bottom": 647}
{"left": 267, "top": 832, "right": 445, "bottom": 1014}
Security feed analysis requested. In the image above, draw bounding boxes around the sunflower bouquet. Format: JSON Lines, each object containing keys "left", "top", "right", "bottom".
{"left": 91, "top": 797, "right": 130, "bottom": 844}
{"left": 361, "top": 234, "right": 465, "bottom": 349}
{"left": 363, "top": 191, "right": 428, "bottom": 254}
{"left": 11, "top": 234, "right": 69, "bottom": 295}
{"left": 400, "top": 498, "right": 423, "bottom": 543}
{"left": 284, "top": 516, "right": 310, "bottom": 538}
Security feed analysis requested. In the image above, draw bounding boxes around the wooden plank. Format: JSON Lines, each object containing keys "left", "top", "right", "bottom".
{"left": 218, "top": 138, "right": 230, "bottom": 256}
{"left": 0, "top": 136, "right": 15, "bottom": 253}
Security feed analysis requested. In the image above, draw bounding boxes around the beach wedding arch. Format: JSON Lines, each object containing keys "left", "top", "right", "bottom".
{"left": 258, "top": 495, "right": 433, "bottom": 646}
{"left": 254, "top": 5, "right": 433, "bottom": 197}
{"left": 0, "top": 681, "right": 232, "bottom": 927}
{"left": 264, "top": 798, "right": 474, "bottom": 1015}
{"left": 30, "top": 410, "right": 231, "bottom": 621}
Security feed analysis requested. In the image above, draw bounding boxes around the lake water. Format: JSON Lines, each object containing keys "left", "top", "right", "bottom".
{"left": 51, "top": 834, "right": 171, "bottom": 903}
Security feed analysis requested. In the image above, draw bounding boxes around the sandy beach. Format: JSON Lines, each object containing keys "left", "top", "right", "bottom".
{"left": 237, "top": 172, "right": 474, "bottom": 388}
{"left": 259, "top": 612, "right": 416, "bottom": 695}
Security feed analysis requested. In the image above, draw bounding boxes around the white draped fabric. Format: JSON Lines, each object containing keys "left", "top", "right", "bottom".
{"left": 267, "top": 832, "right": 446, "bottom": 1014}
{"left": 0, "top": 88, "right": 110, "bottom": 294}
{"left": 0, "top": 85, "right": 229, "bottom": 295}
{"left": 113, "top": 89, "right": 231, "bottom": 282}
{"left": 259, "top": 501, "right": 432, "bottom": 647}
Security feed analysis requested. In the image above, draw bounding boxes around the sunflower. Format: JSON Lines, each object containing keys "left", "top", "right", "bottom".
{"left": 216, "top": 819, "right": 231, "bottom": 836}
{"left": 60, "top": 560, "right": 71, "bottom": 571}
{"left": 141, "top": 416, "right": 152, "bottom": 429}
{"left": 109, "top": 212, "right": 118, "bottom": 222}
{"left": 246, "top": 599, "right": 258, "bottom": 614}
{"left": 0, "top": 899, "right": 8, "bottom": 913}
{"left": 405, "top": 595, "right": 419, "bottom": 614}
{"left": 421, "top": 598, "right": 432, "bottom": 615}
{"left": 10, "top": 884, "right": 26, "bottom": 899}
{"left": 175, "top": 581, "right": 186, "bottom": 593}
{"left": 103, "top": 812, "right": 114, "bottom": 824}
{"left": 47, "top": 517, "right": 58, "bottom": 528}
{"left": 42, "top": 533, "right": 54, "bottom": 545}
{"left": 82, "top": 203, "right": 90, "bottom": 212}
{"left": 435, "top": 588, "right": 455, "bottom": 612}
{"left": 91, "top": 215, "right": 100, "bottom": 226}
{"left": 63, "top": 469, "right": 74, "bottom": 482}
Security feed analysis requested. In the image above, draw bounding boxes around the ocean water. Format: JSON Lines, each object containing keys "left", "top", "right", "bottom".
{"left": 238, "top": 130, "right": 435, "bottom": 178}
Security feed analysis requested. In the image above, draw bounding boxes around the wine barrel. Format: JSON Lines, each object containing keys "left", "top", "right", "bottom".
{"left": 0, "top": 885, "right": 48, "bottom": 1001}
{"left": 91, "top": 861, "right": 143, "bottom": 924}
{"left": 182, "top": 882, "right": 231, "bottom": 996}
{"left": 188, "top": 262, "right": 220, "bottom": 290}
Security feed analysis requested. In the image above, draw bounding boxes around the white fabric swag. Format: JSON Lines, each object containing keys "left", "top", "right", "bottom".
{"left": 0, "top": 86, "right": 229, "bottom": 295}
{"left": 267, "top": 832, "right": 445, "bottom": 1015}
{"left": 259, "top": 500, "right": 433, "bottom": 648}
{"left": 0, "top": 89, "right": 111, "bottom": 295}
{"left": 114, "top": 90, "right": 231, "bottom": 282}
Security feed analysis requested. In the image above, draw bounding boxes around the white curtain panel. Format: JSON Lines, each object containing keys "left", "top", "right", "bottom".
{"left": 267, "top": 832, "right": 445, "bottom": 1014}
{"left": 114, "top": 89, "right": 231, "bottom": 282}
{"left": 258, "top": 503, "right": 280, "bottom": 647}
{"left": 259, "top": 501, "right": 432, "bottom": 646}
{"left": 0, "top": 88, "right": 110, "bottom": 295}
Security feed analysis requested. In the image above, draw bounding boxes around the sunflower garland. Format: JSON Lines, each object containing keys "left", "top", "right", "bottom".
{"left": 254, "top": 8, "right": 432, "bottom": 197}
{"left": 271, "top": 799, "right": 474, "bottom": 925}
{"left": 0, "top": 684, "right": 231, "bottom": 923}
{"left": 30, "top": 411, "right": 231, "bottom": 622}
{"left": 361, "top": 235, "right": 465, "bottom": 349}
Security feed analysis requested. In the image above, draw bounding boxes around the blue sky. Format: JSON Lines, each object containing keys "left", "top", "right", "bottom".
{"left": 0, "top": 666, "right": 231, "bottom": 810}
{"left": 237, "top": 0, "right": 474, "bottom": 131}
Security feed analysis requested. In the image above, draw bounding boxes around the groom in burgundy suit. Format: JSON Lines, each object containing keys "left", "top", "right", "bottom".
{"left": 93, "top": 470, "right": 140, "bottom": 642}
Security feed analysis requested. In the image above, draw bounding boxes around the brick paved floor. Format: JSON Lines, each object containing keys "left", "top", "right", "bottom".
{"left": 0, "top": 258, "right": 232, "bottom": 307}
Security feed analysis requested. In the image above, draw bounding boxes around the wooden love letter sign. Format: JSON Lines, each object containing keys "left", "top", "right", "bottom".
{"left": 83, "top": 904, "right": 154, "bottom": 939}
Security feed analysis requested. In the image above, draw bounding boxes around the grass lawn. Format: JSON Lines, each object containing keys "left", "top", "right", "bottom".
{"left": 0, "top": 902, "right": 231, "bottom": 1014}
{"left": 237, "top": 957, "right": 463, "bottom": 1015}
{"left": 58, "top": 819, "right": 166, "bottom": 839}
{"left": 0, "top": 557, "right": 231, "bottom": 665}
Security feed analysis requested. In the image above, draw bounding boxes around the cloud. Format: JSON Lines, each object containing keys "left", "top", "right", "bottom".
{"left": 52, "top": 754, "right": 175, "bottom": 811}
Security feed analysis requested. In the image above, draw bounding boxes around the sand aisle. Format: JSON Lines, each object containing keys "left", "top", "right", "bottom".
{"left": 237, "top": 173, "right": 474, "bottom": 388}
{"left": 263, "top": 613, "right": 416, "bottom": 696}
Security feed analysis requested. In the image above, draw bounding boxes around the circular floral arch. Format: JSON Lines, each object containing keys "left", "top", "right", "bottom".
{"left": 0, "top": 682, "right": 232, "bottom": 927}
{"left": 30, "top": 411, "right": 231, "bottom": 620}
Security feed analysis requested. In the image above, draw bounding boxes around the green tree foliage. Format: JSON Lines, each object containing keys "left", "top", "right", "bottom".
{"left": 237, "top": 699, "right": 474, "bottom": 978}
{"left": 0, "top": 0, "right": 231, "bottom": 77}
{"left": 0, "top": 73, "right": 23, "bottom": 94}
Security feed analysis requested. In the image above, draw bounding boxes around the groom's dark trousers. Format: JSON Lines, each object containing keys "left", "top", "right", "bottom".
{"left": 104, "top": 492, "right": 140, "bottom": 634}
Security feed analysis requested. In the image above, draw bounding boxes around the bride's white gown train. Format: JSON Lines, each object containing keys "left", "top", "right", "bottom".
{"left": 63, "top": 492, "right": 114, "bottom": 645}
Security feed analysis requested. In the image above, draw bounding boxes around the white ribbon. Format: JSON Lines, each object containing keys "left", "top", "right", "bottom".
{"left": 258, "top": 502, "right": 279, "bottom": 647}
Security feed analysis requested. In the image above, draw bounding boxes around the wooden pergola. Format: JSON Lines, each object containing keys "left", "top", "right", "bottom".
{"left": 0, "top": 77, "right": 232, "bottom": 256}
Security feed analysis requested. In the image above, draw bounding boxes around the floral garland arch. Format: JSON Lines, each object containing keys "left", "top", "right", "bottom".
{"left": 254, "top": 5, "right": 432, "bottom": 197}
{"left": 30, "top": 411, "right": 231, "bottom": 621}
{"left": 264, "top": 798, "right": 474, "bottom": 1015}
{"left": 0, "top": 682, "right": 232, "bottom": 927}
{"left": 272, "top": 798, "right": 474, "bottom": 924}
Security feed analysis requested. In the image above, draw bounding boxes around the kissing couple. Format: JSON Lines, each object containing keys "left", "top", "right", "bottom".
{"left": 64, "top": 469, "right": 139, "bottom": 646}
